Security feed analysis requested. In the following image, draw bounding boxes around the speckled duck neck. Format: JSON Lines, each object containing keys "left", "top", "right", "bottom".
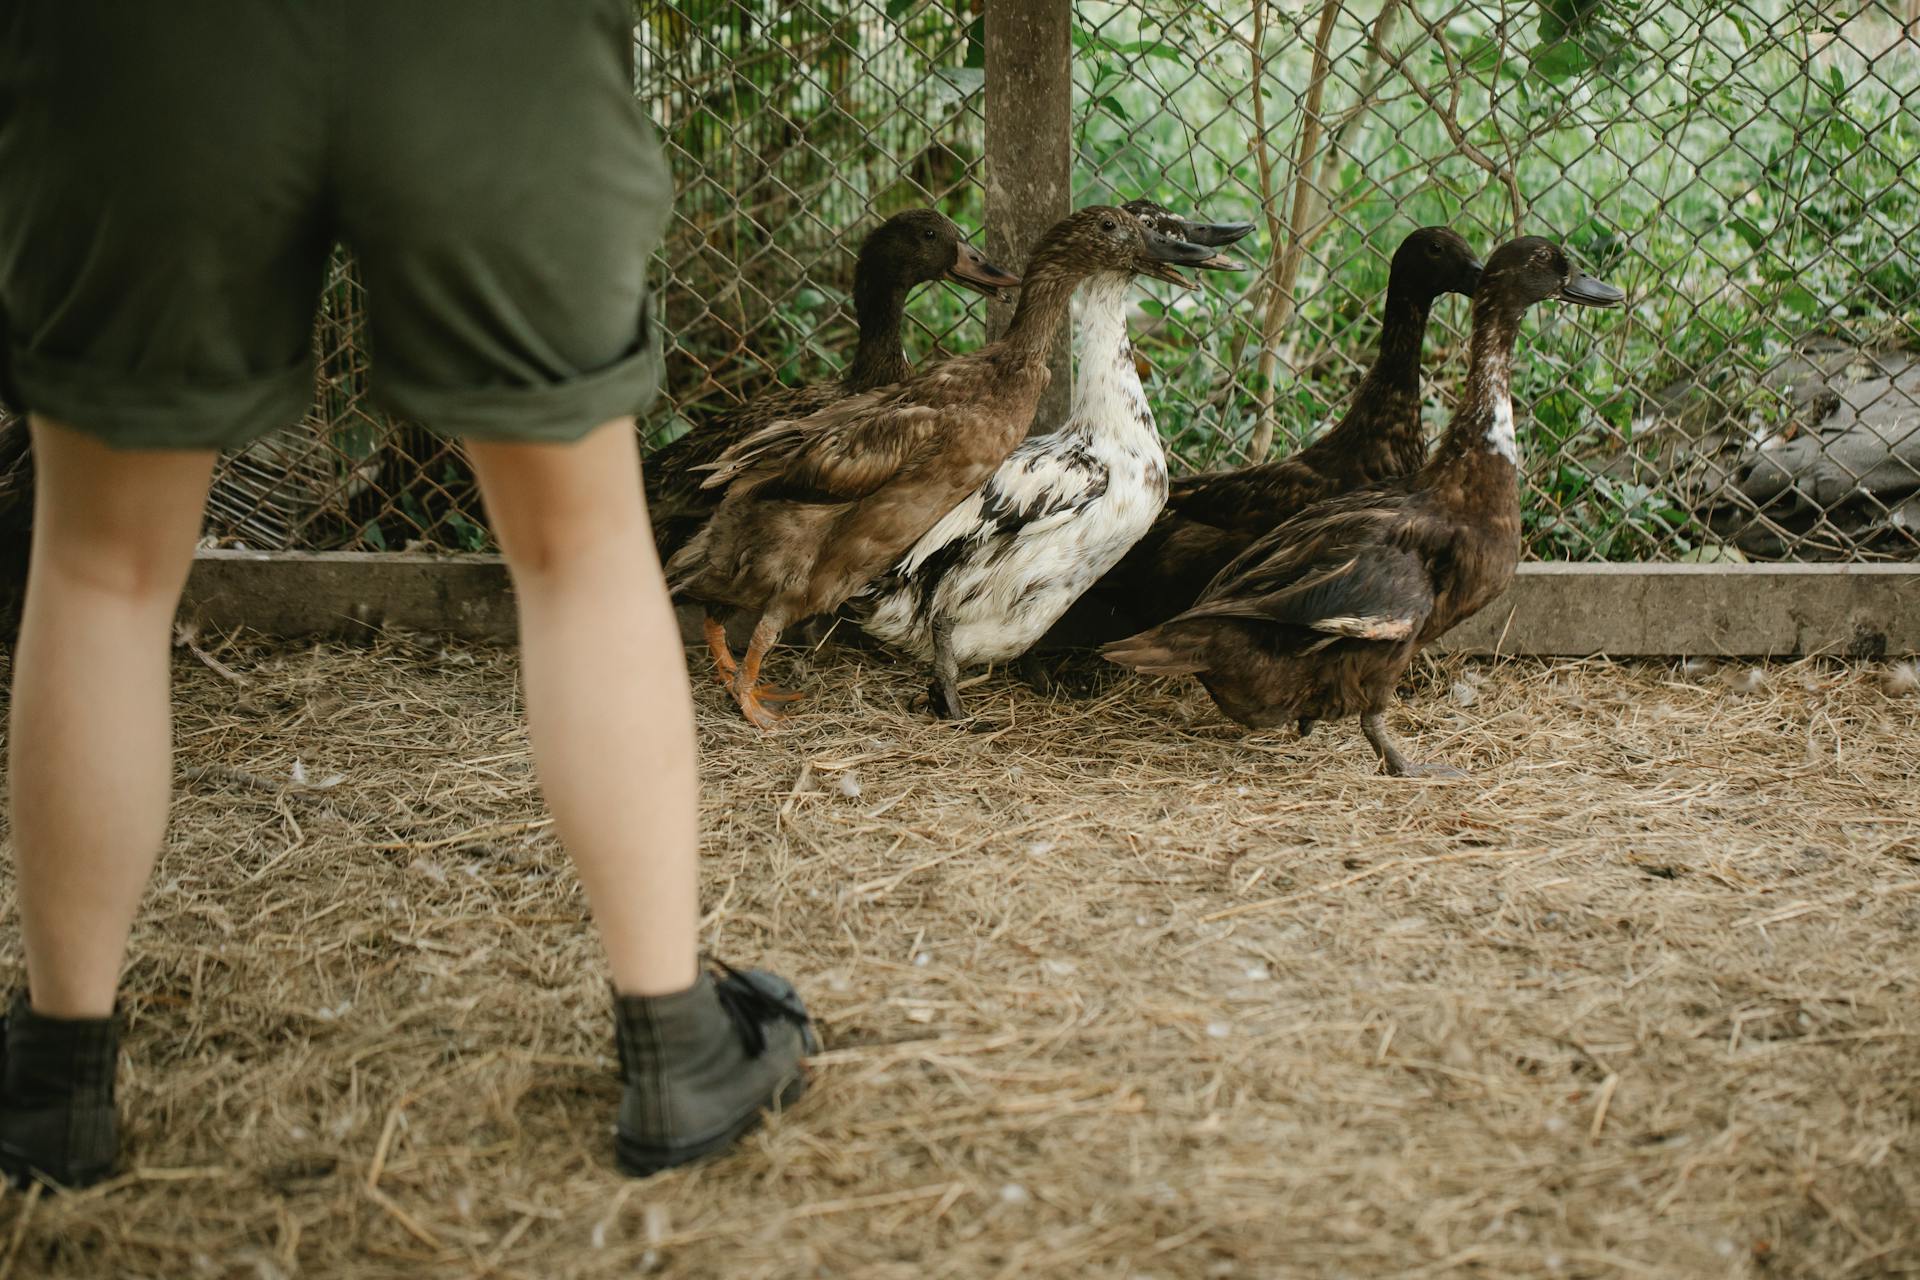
{"left": 1063, "top": 273, "right": 1153, "bottom": 443}
{"left": 1429, "top": 289, "right": 1525, "bottom": 470}
{"left": 998, "top": 258, "right": 1087, "bottom": 364}
{"left": 843, "top": 260, "right": 915, "bottom": 390}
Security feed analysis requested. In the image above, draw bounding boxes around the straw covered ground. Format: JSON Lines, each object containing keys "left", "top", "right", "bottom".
{"left": 0, "top": 634, "right": 1917, "bottom": 1279}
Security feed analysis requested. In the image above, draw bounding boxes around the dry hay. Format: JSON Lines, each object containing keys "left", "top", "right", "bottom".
{"left": 0, "top": 634, "right": 1917, "bottom": 1279}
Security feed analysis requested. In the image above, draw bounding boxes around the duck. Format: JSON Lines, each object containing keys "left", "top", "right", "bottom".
{"left": 1101, "top": 236, "right": 1623, "bottom": 776}
{"left": 1068, "top": 226, "right": 1483, "bottom": 640}
{"left": 644, "top": 208, "right": 1020, "bottom": 560}
{"left": 851, "top": 200, "right": 1253, "bottom": 719}
{"left": 667, "top": 206, "right": 1219, "bottom": 728}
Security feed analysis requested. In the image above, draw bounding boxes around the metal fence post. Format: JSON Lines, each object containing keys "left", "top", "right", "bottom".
{"left": 985, "top": 0, "right": 1073, "bottom": 435}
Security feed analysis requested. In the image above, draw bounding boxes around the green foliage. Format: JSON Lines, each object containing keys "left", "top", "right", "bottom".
{"left": 1066, "top": 0, "right": 1917, "bottom": 559}
{"left": 602, "top": 1, "right": 1917, "bottom": 563}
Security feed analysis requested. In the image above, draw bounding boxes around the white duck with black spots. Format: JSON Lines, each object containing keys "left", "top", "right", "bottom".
{"left": 855, "top": 201, "right": 1253, "bottom": 718}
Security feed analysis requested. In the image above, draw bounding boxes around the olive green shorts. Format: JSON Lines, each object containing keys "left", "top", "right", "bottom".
{"left": 0, "top": 0, "right": 669, "bottom": 449}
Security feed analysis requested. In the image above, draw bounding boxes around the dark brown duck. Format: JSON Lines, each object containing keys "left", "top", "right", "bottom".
{"left": 643, "top": 209, "right": 1018, "bottom": 559}
{"left": 1075, "top": 226, "right": 1482, "bottom": 639}
{"left": 1101, "top": 236, "right": 1623, "bottom": 776}
{"left": 668, "top": 206, "right": 1217, "bottom": 728}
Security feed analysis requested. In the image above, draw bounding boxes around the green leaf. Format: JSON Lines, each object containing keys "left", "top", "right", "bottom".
{"left": 1729, "top": 217, "right": 1765, "bottom": 251}
{"left": 1779, "top": 283, "right": 1821, "bottom": 317}
{"left": 1532, "top": 41, "right": 1589, "bottom": 82}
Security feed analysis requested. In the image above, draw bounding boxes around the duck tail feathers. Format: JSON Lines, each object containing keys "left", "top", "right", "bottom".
{"left": 1101, "top": 626, "right": 1208, "bottom": 677}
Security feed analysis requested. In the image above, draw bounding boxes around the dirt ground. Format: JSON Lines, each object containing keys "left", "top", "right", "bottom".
{"left": 0, "top": 635, "right": 1916, "bottom": 1279}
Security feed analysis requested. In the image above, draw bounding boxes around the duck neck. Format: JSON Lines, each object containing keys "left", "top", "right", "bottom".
{"left": 997, "top": 263, "right": 1083, "bottom": 365}
{"left": 1429, "top": 294, "right": 1524, "bottom": 472}
{"left": 1307, "top": 280, "right": 1432, "bottom": 461}
{"left": 843, "top": 268, "right": 914, "bottom": 390}
{"left": 1066, "top": 272, "right": 1153, "bottom": 444}
{"left": 1366, "top": 280, "right": 1432, "bottom": 403}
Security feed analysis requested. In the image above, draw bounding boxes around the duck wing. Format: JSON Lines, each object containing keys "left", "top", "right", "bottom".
{"left": 897, "top": 436, "right": 1109, "bottom": 574}
{"left": 645, "top": 382, "right": 843, "bottom": 556}
{"left": 1104, "top": 491, "right": 1439, "bottom": 677}
{"left": 1163, "top": 454, "right": 1329, "bottom": 535}
{"left": 1182, "top": 539, "right": 1433, "bottom": 650}
{"left": 698, "top": 364, "right": 984, "bottom": 503}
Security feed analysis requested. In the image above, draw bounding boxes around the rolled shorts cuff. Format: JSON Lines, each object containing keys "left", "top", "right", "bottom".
{"left": 373, "top": 341, "right": 665, "bottom": 444}
{"left": 3, "top": 345, "right": 315, "bottom": 451}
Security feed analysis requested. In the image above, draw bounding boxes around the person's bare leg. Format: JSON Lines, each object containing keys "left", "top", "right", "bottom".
{"left": 466, "top": 419, "right": 698, "bottom": 997}
{"left": 9, "top": 419, "right": 216, "bottom": 1018}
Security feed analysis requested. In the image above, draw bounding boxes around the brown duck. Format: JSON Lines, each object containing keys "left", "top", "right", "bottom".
{"left": 1101, "top": 236, "right": 1623, "bottom": 776}
{"left": 644, "top": 209, "right": 1018, "bottom": 560}
{"left": 1079, "top": 226, "right": 1482, "bottom": 638}
{"left": 669, "top": 206, "right": 1218, "bottom": 728}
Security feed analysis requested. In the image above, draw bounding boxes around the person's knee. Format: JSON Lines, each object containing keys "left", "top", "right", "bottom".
{"left": 31, "top": 532, "right": 197, "bottom": 607}
{"left": 495, "top": 501, "right": 650, "bottom": 586}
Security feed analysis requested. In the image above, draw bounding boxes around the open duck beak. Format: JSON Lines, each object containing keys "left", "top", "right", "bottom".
{"left": 1139, "top": 228, "right": 1234, "bottom": 286}
{"left": 1162, "top": 214, "right": 1255, "bottom": 271}
{"left": 1558, "top": 270, "right": 1624, "bottom": 307}
{"left": 946, "top": 241, "right": 1022, "bottom": 301}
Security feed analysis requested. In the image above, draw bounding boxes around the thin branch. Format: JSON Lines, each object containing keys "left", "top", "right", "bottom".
{"left": 1372, "top": 8, "right": 1526, "bottom": 230}
{"left": 1249, "top": 0, "right": 1346, "bottom": 463}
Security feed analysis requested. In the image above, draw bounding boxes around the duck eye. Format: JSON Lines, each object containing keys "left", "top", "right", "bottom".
{"left": 1101, "top": 218, "right": 1116, "bottom": 232}
{"left": 924, "top": 229, "right": 936, "bottom": 241}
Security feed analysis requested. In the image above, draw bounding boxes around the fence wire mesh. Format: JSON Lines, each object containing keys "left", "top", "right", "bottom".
{"left": 2, "top": 0, "right": 1914, "bottom": 564}
{"left": 1068, "top": 0, "right": 1920, "bottom": 563}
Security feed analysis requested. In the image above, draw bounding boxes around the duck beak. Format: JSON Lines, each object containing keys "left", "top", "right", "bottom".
{"left": 946, "top": 241, "right": 1022, "bottom": 301}
{"left": 1164, "top": 213, "right": 1255, "bottom": 271}
{"left": 1558, "top": 271, "right": 1624, "bottom": 308}
{"left": 1178, "top": 218, "right": 1256, "bottom": 248}
{"left": 1139, "top": 229, "right": 1232, "bottom": 287}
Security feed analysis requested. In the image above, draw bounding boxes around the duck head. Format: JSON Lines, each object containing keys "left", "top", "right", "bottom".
{"left": 1477, "top": 235, "right": 1625, "bottom": 313}
{"left": 860, "top": 208, "right": 1021, "bottom": 301}
{"left": 1121, "top": 199, "right": 1255, "bottom": 273}
{"left": 1393, "top": 226, "right": 1483, "bottom": 300}
{"left": 1026, "top": 205, "right": 1221, "bottom": 289}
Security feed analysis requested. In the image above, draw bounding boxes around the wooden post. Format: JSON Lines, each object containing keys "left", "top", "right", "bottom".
{"left": 985, "top": 0, "right": 1073, "bottom": 435}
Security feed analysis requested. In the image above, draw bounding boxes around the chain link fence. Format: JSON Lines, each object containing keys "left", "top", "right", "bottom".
{"left": 2, "top": 0, "right": 1914, "bottom": 564}
{"left": 1070, "top": 0, "right": 1920, "bottom": 563}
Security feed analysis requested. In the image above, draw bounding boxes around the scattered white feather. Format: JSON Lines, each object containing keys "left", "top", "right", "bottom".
{"left": 290, "top": 759, "right": 307, "bottom": 784}
{"left": 1485, "top": 389, "right": 1518, "bottom": 464}
{"left": 999, "top": 1183, "right": 1032, "bottom": 1206}
{"left": 1722, "top": 667, "right": 1765, "bottom": 695}
{"left": 1882, "top": 661, "right": 1919, "bottom": 697}
{"left": 1450, "top": 679, "right": 1480, "bottom": 708}
{"left": 834, "top": 772, "right": 862, "bottom": 799}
